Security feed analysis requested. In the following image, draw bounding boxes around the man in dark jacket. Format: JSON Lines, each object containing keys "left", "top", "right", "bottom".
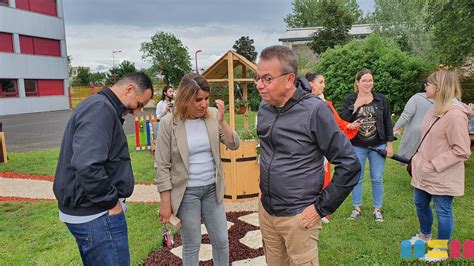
{"left": 53, "top": 72, "right": 153, "bottom": 265}
{"left": 256, "top": 45, "right": 360, "bottom": 265}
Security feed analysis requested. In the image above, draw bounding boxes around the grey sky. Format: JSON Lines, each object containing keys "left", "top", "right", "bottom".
{"left": 63, "top": 0, "right": 374, "bottom": 73}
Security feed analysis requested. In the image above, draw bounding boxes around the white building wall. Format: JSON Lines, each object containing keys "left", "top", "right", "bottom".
{"left": 0, "top": 0, "right": 69, "bottom": 116}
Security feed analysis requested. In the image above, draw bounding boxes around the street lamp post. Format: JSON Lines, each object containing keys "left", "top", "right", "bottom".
{"left": 195, "top": 49, "right": 202, "bottom": 74}
{"left": 112, "top": 50, "right": 122, "bottom": 83}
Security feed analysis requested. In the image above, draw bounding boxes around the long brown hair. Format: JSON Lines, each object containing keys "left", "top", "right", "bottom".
{"left": 173, "top": 73, "right": 210, "bottom": 120}
{"left": 427, "top": 70, "right": 462, "bottom": 116}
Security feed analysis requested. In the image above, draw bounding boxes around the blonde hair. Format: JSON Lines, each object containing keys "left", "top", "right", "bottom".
{"left": 173, "top": 73, "right": 210, "bottom": 120}
{"left": 354, "top": 69, "right": 373, "bottom": 92}
{"left": 427, "top": 70, "right": 462, "bottom": 116}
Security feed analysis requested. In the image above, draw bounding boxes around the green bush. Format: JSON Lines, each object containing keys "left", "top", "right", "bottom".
{"left": 313, "top": 35, "right": 436, "bottom": 114}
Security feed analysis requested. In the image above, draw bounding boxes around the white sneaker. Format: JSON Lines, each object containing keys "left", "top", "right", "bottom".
{"left": 409, "top": 234, "right": 431, "bottom": 245}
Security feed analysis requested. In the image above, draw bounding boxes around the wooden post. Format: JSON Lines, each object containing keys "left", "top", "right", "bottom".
{"left": 227, "top": 53, "right": 238, "bottom": 201}
{"left": 0, "top": 132, "right": 7, "bottom": 163}
{"left": 242, "top": 65, "right": 249, "bottom": 129}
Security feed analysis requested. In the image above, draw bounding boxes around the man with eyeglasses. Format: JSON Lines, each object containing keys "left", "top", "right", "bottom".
{"left": 256, "top": 45, "right": 360, "bottom": 265}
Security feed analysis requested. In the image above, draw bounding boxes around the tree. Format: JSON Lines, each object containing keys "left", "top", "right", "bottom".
{"left": 307, "top": 0, "right": 354, "bottom": 54}
{"left": 232, "top": 36, "right": 258, "bottom": 63}
{"left": 140, "top": 32, "right": 192, "bottom": 85}
{"left": 105, "top": 60, "right": 137, "bottom": 85}
{"left": 90, "top": 72, "right": 107, "bottom": 86}
{"left": 368, "top": 0, "right": 433, "bottom": 56}
{"left": 312, "top": 35, "right": 435, "bottom": 114}
{"left": 73, "top": 67, "right": 91, "bottom": 86}
{"left": 285, "top": 0, "right": 362, "bottom": 28}
{"left": 426, "top": 0, "right": 474, "bottom": 67}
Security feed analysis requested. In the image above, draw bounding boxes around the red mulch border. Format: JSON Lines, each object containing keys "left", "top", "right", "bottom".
{"left": 143, "top": 211, "right": 264, "bottom": 265}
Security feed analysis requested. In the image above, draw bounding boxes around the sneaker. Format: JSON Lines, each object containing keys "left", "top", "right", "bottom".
{"left": 321, "top": 216, "right": 330, "bottom": 224}
{"left": 348, "top": 209, "right": 361, "bottom": 220}
{"left": 373, "top": 210, "right": 384, "bottom": 222}
{"left": 409, "top": 234, "right": 431, "bottom": 245}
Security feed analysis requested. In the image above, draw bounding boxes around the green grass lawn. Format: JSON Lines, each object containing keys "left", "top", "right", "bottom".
{"left": 0, "top": 202, "right": 161, "bottom": 265}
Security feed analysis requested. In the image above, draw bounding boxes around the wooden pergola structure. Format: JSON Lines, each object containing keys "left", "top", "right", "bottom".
{"left": 202, "top": 50, "right": 256, "bottom": 130}
{"left": 202, "top": 51, "right": 259, "bottom": 202}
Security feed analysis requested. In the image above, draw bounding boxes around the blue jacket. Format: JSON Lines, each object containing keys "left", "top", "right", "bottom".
{"left": 257, "top": 86, "right": 360, "bottom": 217}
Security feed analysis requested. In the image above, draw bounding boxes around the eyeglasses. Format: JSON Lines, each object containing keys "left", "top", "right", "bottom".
{"left": 254, "top": 72, "right": 292, "bottom": 85}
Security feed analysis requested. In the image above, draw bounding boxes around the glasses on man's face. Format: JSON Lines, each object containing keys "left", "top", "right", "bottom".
{"left": 254, "top": 72, "right": 291, "bottom": 85}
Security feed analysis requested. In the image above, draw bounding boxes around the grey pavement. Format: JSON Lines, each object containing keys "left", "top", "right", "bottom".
{"left": 0, "top": 108, "right": 155, "bottom": 152}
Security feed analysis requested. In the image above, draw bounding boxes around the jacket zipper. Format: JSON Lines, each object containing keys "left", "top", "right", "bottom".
{"left": 267, "top": 110, "right": 280, "bottom": 214}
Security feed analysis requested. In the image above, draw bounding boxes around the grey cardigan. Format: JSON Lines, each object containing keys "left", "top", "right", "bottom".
{"left": 394, "top": 93, "right": 433, "bottom": 159}
{"left": 155, "top": 107, "right": 240, "bottom": 214}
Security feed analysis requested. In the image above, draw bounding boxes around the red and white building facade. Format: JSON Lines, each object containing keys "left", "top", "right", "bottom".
{"left": 0, "top": 0, "right": 69, "bottom": 115}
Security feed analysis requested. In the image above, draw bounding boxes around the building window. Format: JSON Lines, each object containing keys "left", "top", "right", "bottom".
{"left": 38, "top": 80, "right": 64, "bottom": 96}
{"left": 20, "top": 35, "right": 61, "bottom": 57}
{"left": 0, "top": 79, "right": 18, "bottom": 98}
{"left": 0, "top": 32, "right": 14, "bottom": 53}
{"left": 0, "top": 0, "right": 8, "bottom": 6}
{"left": 16, "top": 0, "right": 57, "bottom": 16}
{"left": 24, "top": 79, "right": 38, "bottom": 96}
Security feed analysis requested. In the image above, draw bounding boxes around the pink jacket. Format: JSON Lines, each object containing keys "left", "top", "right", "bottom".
{"left": 411, "top": 100, "right": 472, "bottom": 196}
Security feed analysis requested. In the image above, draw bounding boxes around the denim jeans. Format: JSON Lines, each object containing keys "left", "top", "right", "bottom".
{"left": 177, "top": 184, "right": 228, "bottom": 266}
{"left": 65, "top": 212, "right": 129, "bottom": 266}
{"left": 351, "top": 144, "right": 386, "bottom": 209}
{"left": 413, "top": 187, "right": 454, "bottom": 240}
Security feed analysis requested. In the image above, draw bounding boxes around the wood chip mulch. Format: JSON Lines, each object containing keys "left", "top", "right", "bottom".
{"left": 143, "top": 211, "right": 264, "bottom": 265}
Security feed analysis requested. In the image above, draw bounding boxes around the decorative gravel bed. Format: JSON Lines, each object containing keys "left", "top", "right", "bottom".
{"left": 143, "top": 211, "right": 264, "bottom": 265}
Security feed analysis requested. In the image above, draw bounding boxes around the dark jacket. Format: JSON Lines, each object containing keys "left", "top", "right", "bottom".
{"left": 53, "top": 88, "right": 134, "bottom": 216}
{"left": 340, "top": 92, "right": 394, "bottom": 144}
{"left": 257, "top": 86, "right": 361, "bottom": 217}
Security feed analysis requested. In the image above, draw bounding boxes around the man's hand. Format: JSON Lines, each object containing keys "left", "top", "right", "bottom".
{"left": 108, "top": 201, "right": 123, "bottom": 216}
{"left": 300, "top": 205, "right": 321, "bottom": 228}
{"left": 215, "top": 99, "right": 225, "bottom": 122}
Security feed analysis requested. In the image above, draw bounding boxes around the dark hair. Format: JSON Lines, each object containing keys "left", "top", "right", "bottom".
{"left": 116, "top": 72, "right": 154, "bottom": 96}
{"left": 354, "top": 68, "right": 373, "bottom": 92}
{"left": 161, "top": 85, "right": 173, "bottom": 99}
{"left": 305, "top": 73, "right": 324, "bottom": 82}
{"left": 173, "top": 73, "right": 210, "bottom": 120}
{"left": 419, "top": 79, "right": 428, "bottom": 93}
{"left": 259, "top": 45, "right": 298, "bottom": 77}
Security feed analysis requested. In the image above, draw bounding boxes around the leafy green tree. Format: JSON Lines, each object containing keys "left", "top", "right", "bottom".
{"left": 233, "top": 36, "right": 258, "bottom": 63}
{"left": 312, "top": 35, "right": 436, "bottom": 114}
{"left": 105, "top": 60, "right": 137, "bottom": 84}
{"left": 73, "top": 67, "right": 91, "bottom": 86}
{"left": 426, "top": 0, "right": 474, "bottom": 67}
{"left": 140, "top": 32, "right": 192, "bottom": 85}
{"left": 307, "top": 0, "right": 354, "bottom": 54}
{"left": 368, "top": 0, "right": 433, "bottom": 56}
{"left": 285, "top": 0, "right": 362, "bottom": 27}
{"left": 90, "top": 72, "right": 107, "bottom": 86}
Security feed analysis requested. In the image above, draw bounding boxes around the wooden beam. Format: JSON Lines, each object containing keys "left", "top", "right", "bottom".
{"left": 242, "top": 65, "right": 249, "bottom": 129}
{"left": 207, "top": 78, "right": 255, "bottom": 83}
{"left": 227, "top": 52, "right": 238, "bottom": 202}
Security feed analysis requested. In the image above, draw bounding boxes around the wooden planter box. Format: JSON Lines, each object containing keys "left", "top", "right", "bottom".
{"left": 220, "top": 139, "right": 259, "bottom": 202}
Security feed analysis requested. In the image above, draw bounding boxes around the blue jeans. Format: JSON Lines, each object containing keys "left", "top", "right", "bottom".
{"left": 352, "top": 144, "right": 386, "bottom": 209}
{"left": 413, "top": 187, "right": 454, "bottom": 240}
{"left": 65, "top": 212, "right": 130, "bottom": 266}
{"left": 177, "top": 184, "right": 228, "bottom": 266}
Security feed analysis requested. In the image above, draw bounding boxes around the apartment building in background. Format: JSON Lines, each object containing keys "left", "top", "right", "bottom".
{"left": 0, "top": 0, "right": 69, "bottom": 115}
